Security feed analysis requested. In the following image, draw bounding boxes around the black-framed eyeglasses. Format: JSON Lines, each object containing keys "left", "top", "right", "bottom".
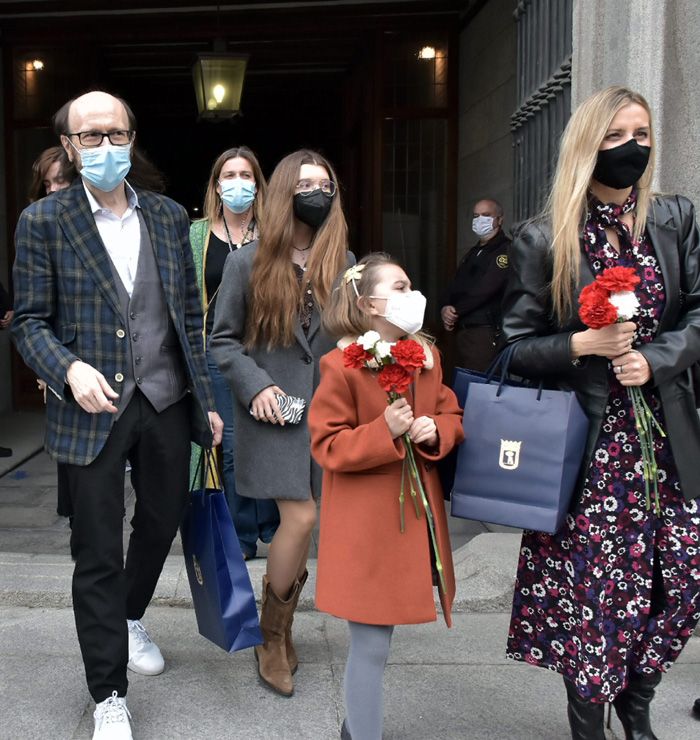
{"left": 66, "top": 130, "right": 135, "bottom": 148}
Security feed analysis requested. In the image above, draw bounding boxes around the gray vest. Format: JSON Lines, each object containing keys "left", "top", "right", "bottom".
{"left": 108, "top": 211, "right": 188, "bottom": 418}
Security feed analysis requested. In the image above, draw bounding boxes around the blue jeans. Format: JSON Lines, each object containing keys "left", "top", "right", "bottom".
{"left": 207, "top": 351, "right": 280, "bottom": 557}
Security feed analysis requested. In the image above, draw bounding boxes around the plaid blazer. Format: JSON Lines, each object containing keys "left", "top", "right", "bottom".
{"left": 11, "top": 179, "right": 215, "bottom": 466}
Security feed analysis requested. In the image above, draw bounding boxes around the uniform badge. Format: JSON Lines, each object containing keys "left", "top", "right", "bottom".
{"left": 499, "top": 439, "right": 521, "bottom": 470}
{"left": 496, "top": 254, "right": 509, "bottom": 269}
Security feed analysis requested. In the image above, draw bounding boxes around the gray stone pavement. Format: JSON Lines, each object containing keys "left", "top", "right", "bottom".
{"left": 0, "top": 447, "right": 698, "bottom": 739}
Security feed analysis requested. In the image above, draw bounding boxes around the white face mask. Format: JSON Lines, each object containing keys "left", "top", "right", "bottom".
{"left": 472, "top": 215, "right": 496, "bottom": 238}
{"left": 372, "top": 290, "right": 427, "bottom": 335}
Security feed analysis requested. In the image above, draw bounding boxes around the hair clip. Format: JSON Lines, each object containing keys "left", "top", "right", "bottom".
{"left": 344, "top": 263, "right": 365, "bottom": 298}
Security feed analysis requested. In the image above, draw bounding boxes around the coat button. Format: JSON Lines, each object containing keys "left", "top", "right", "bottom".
{"left": 132, "top": 333, "right": 139, "bottom": 341}
{"left": 302, "top": 355, "right": 312, "bottom": 364}
{"left": 115, "top": 373, "right": 124, "bottom": 382}
{"left": 136, "top": 377, "right": 142, "bottom": 384}
{"left": 116, "top": 329, "right": 125, "bottom": 338}
{"left": 130, "top": 312, "right": 136, "bottom": 320}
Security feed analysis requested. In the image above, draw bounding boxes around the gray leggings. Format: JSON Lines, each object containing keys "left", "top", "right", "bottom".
{"left": 344, "top": 621, "right": 395, "bottom": 740}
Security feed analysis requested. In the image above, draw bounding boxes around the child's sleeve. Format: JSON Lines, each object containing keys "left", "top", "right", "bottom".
{"left": 414, "top": 349, "right": 465, "bottom": 462}
{"left": 309, "top": 354, "right": 406, "bottom": 473}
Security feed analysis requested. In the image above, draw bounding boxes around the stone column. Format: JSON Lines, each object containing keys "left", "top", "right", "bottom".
{"left": 572, "top": 0, "right": 700, "bottom": 205}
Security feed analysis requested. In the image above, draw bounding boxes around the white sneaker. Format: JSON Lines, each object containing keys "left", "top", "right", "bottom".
{"left": 127, "top": 619, "right": 164, "bottom": 676}
{"left": 93, "top": 691, "right": 132, "bottom": 740}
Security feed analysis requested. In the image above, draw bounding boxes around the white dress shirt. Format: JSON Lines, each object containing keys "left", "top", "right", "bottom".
{"left": 84, "top": 181, "right": 141, "bottom": 296}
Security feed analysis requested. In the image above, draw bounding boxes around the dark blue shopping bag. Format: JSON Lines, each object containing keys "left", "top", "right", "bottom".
{"left": 450, "top": 346, "right": 589, "bottom": 534}
{"left": 438, "top": 352, "right": 518, "bottom": 499}
{"left": 180, "top": 452, "right": 262, "bottom": 652}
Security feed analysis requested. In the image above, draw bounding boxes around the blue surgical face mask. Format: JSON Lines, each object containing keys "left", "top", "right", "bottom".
{"left": 219, "top": 178, "right": 256, "bottom": 214}
{"left": 70, "top": 140, "right": 132, "bottom": 192}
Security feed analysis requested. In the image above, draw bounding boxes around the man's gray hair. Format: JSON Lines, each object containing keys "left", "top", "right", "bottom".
{"left": 474, "top": 198, "right": 504, "bottom": 218}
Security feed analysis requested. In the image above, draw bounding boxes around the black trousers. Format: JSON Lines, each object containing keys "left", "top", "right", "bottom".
{"left": 455, "top": 324, "right": 499, "bottom": 373}
{"left": 64, "top": 391, "right": 191, "bottom": 702}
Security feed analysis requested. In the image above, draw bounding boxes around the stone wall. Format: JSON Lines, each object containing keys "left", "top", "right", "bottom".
{"left": 457, "top": 0, "right": 517, "bottom": 260}
{"left": 573, "top": 0, "right": 700, "bottom": 206}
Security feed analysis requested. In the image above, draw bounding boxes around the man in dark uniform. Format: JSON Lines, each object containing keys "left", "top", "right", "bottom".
{"left": 0, "top": 279, "right": 13, "bottom": 457}
{"left": 441, "top": 197, "right": 511, "bottom": 371}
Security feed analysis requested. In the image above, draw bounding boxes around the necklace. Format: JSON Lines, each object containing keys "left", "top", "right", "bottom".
{"left": 222, "top": 210, "right": 252, "bottom": 252}
{"left": 293, "top": 243, "right": 312, "bottom": 252}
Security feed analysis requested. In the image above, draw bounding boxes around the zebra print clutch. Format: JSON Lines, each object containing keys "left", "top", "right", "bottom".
{"left": 250, "top": 394, "right": 307, "bottom": 424}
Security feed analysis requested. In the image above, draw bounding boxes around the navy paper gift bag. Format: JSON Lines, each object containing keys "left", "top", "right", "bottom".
{"left": 450, "top": 348, "right": 589, "bottom": 534}
{"left": 181, "top": 453, "right": 262, "bottom": 652}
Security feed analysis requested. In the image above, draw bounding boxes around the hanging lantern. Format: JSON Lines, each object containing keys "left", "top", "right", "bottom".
{"left": 192, "top": 52, "right": 249, "bottom": 121}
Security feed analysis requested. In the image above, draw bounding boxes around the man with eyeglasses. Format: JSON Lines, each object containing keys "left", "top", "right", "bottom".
{"left": 11, "top": 90, "right": 222, "bottom": 740}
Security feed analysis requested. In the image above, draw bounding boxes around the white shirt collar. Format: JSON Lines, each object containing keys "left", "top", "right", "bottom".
{"left": 83, "top": 180, "right": 140, "bottom": 215}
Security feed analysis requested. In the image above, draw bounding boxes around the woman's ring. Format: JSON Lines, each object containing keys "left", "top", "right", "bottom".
{"left": 616, "top": 365, "right": 623, "bottom": 373}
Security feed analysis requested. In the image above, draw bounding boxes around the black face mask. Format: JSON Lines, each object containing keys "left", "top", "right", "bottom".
{"left": 593, "top": 138, "right": 651, "bottom": 189}
{"left": 293, "top": 189, "right": 334, "bottom": 228}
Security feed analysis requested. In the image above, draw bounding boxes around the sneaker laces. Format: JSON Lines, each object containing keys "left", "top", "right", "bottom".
{"left": 97, "top": 692, "right": 132, "bottom": 726}
{"left": 128, "top": 619, "right": 152, "bottom": 647}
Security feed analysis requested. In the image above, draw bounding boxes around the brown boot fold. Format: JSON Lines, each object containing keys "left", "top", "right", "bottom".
{"left": 286, "top": 569, "right": 308, "bottom": 675}
{"left": 255, "top": 575, "right": 295, "bottom": 697}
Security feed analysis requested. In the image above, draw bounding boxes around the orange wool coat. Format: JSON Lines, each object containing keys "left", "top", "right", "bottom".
{"left": 309, "top": 343, "right": 464, "bottom": 627}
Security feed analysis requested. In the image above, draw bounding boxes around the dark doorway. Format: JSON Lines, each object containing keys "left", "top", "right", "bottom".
{"left": 2, "top": 0, "right": 462, "bottom": 408}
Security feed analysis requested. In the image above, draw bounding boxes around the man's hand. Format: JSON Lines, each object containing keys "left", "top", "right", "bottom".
{"left": 0, "top": 310, "right": 13, "bottom": 330}
{"left": 208, "top": 411, "right": 224, "bottom": 446}
{"left": 441, "top": 305, "right": 458, "bottom": 332}
{"left": 66, "top": 360, "right": 119, "bottom": 414}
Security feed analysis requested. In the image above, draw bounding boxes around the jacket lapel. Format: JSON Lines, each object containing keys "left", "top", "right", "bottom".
{"left": 57, "top": 180, "right": 122, "bottom": 318}
{"left": 646, "top": 203, "right": 680, "bottom": 333}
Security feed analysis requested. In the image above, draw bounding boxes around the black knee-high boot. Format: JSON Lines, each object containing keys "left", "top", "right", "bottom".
{"left": 565, "top": 679, "right": 606, "bottom": 740}
{"left": 613, "top": 671, "right": 662, "bottom": 740}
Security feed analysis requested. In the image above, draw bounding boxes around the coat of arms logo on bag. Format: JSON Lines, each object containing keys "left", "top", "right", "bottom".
{"left": 499, "top": 439, "right": 522, "bottom": 470}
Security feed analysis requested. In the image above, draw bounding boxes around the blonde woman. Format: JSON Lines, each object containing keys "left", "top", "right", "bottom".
{"left": 209, "top": 149, "right": 354, "bottom": 697}
{"left": 189, "top": 146, "right": 279, "bottom": 560}
{"left": 502, "top": 86, "right": 700, "bottom": 739}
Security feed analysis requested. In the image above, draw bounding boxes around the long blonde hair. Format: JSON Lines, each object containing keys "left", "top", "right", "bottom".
{"left": 200, "top": 146, "right": 267, "bottom": 226}
{"left": 547, "top": 86, "right": 655, "bottom": 321}
{"left": 247, "top": 149, "right": 348, "bottom": 349}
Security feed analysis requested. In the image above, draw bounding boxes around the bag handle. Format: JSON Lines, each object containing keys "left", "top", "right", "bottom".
{"left": 492, "top": 343, "right": 545, "bottom": 400}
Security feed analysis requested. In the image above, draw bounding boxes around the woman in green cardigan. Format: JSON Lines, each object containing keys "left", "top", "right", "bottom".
{"left": 190, "top": 146, "right": 279, "bottom": 559}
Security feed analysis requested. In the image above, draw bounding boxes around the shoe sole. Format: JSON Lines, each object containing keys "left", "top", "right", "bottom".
{"left": 127, "top": 661, "right": 164, "bottom": 676}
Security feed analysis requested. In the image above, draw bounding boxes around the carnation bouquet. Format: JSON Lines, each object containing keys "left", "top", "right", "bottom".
{"left": 342, "top": 330, "right": 446, "bottom": 590}
{"left": 578, "top": 266, "right": 665, "bottom": 513}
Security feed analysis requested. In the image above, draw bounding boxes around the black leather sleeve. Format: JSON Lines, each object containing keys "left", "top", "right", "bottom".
{"left": 636, "top": 196, "right": 700, "bottom": 386}
{"left": 501, "top": 221, "right": 576, "bottom": 378}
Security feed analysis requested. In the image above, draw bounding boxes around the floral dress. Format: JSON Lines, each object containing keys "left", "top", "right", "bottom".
{"left": 506, "top": 193, "right": 700, "bottom": 703}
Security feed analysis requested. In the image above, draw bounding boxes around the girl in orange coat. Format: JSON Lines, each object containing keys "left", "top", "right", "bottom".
{"left": 309, "top": 252, "right": 464, "bottom": 740}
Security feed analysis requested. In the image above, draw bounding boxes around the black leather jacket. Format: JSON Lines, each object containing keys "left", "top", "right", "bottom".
{"left": 502, "top": 195, "right": 700, "bottom": 502}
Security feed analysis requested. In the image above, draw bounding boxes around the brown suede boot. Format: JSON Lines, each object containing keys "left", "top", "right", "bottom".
{"left": 254, "top": 575, "right": 295, "bottom": 697}
{"left": 286, "top": 569, "right": 308, "bottom": 675}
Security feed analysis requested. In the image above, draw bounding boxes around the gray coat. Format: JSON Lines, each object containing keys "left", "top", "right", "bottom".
{"left": 208, "top": 241, "right": 354, "bottom": 501}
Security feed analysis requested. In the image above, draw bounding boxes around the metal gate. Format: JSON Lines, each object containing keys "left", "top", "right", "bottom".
{"left": 511, "top": 0, "right": 573, "bottom": 221}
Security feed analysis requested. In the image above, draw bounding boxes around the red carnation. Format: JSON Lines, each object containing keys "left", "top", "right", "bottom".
{"left": 377, "top": 363, "right": 412, "bottom": 394}
{"left": 391, "top": 339, "right": 426, "bottom": 371}
{"left": 578, "top": 283, "right": 617, "bottom": 329}
{"left": 595, "top": 266, "right": 640, "bottom": 293}
{"left": 343, "top": 342, "right": 373, "bottom": 369}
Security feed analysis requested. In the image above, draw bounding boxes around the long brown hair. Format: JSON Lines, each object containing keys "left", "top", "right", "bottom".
{"left": 200, "top": 146, "right": 266, "bottom": 226}
{"left": 546, "top": 86, "right": 655, "bottom": 321}
{"left": 28, "top": 146, "right": 76, "bottom": 203}
{"left": 247, "top": 149, "right": 348, "bottom": 349}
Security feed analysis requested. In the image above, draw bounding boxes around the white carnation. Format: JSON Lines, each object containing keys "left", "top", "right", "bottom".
{"left": 609, "top": 290, "right": 639, "bottom": 321}
{"left": 374, "top": 340, "right": 394, "bottom": 360}
{"left": 358, "top": 330, "right": 381, "bottom": 350}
